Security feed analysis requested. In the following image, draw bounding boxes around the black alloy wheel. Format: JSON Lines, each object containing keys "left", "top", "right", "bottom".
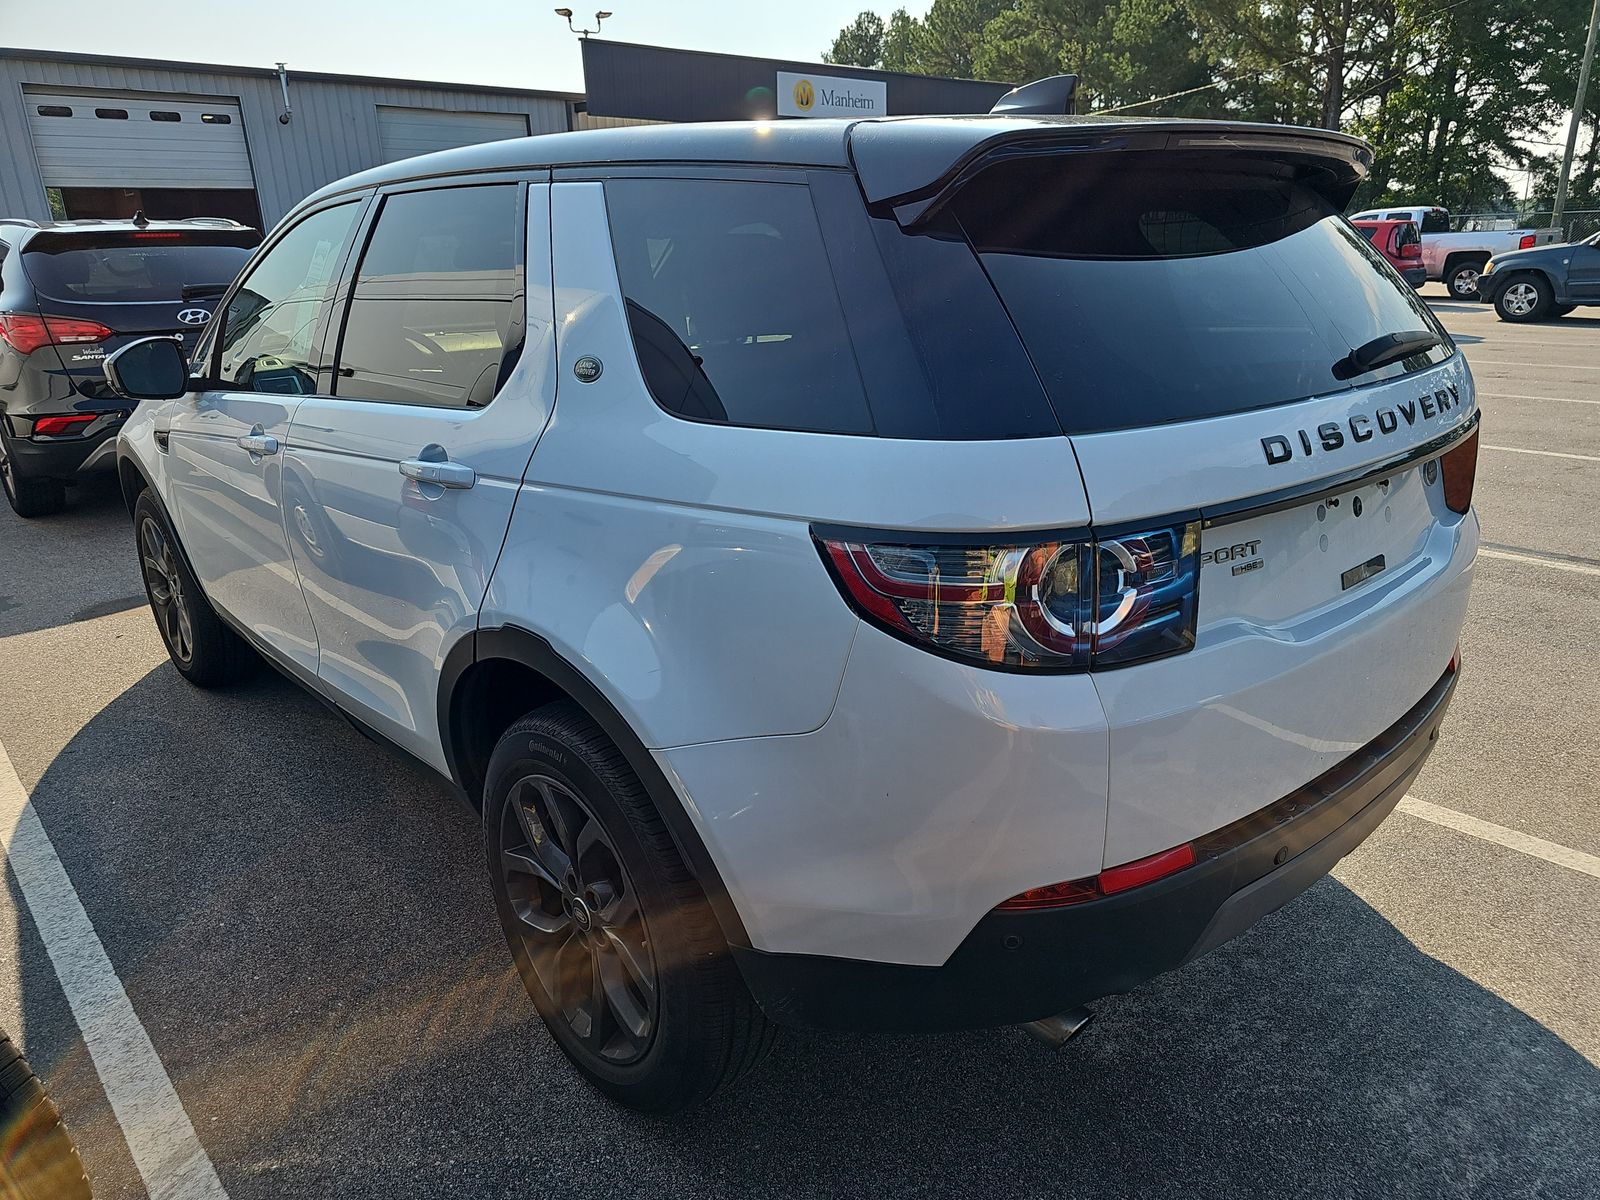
{"left": 499, "top": 772, "right": 657, "bottom": 1065}
{"left": 139, "top": 512, "right": 194, "bottom": 664}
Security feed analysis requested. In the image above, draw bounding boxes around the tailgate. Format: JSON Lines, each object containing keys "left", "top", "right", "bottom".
{"left": 1076, "top": 358, "right": 1477, "bottom": 864}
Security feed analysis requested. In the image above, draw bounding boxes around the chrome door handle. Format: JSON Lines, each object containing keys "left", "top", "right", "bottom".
{"left": 399, "top": 458, "right": 475, "bottom": 489}
{"left": 237, "top": 432, "right": 280, "bottom": 455}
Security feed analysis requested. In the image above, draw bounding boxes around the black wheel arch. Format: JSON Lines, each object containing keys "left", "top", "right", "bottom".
{"left": 440, "top": 625, "right": 752, "bottom": 950}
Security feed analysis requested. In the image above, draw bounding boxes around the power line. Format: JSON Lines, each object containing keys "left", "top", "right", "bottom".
{"left": 1097, "top": 0, "right": 1479, "bottom": 116}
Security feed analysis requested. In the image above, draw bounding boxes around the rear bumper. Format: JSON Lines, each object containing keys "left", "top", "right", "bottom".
{"left": 3, "top": 423, "right": 120, "bottom": 479}
{"left": 733, "top": 662, "right": 1457, "bottom": 1033}
{"left": 1401, "top": 265, "right": 1428, "bottom": 288}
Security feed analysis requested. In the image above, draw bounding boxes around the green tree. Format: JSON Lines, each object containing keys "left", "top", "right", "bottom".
{"left": 824, "top": 11, "right": 886, "bottom": 67}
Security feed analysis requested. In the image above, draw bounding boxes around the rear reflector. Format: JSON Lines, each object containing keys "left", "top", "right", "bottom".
{"left": 32, "top": 413, "right": 97, "bottom": 437}
{"left": 1440, "top": 429, "right": 1478, "bottom": 514}
{"left": 997, "top": 842, "right": 1197, "bottom": 910}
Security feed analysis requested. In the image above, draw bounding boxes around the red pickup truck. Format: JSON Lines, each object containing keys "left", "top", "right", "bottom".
{"left": 1351, "top": 217, "right": 1427, "bottom": 290}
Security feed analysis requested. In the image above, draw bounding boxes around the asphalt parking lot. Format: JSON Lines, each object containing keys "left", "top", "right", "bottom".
{"left": 1, "top": 286, "right": 1597, "bottom": 1199}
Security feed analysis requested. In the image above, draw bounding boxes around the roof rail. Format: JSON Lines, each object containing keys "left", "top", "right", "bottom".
{"left": 0, "top": 218, "right": 41, "bottom": 228}
{"left": 180, "top": 217, "right": 247, "bottom": 227}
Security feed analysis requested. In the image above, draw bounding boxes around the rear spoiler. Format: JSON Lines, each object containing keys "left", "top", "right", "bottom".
{"left": 848, "top": 118, "right": 1373, "bottom": 229}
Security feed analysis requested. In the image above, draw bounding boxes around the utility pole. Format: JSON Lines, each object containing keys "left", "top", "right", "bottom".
{"left": 1553, "top": 0, "right": 1600, "bottom": 237}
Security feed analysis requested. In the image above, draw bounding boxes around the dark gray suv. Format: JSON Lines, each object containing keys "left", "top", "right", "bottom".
{"left": 1478, "top": 229, "right": 1600, "bottom": 322}
{"left": 0, "top": 217, "right": 255, "bottom": 516}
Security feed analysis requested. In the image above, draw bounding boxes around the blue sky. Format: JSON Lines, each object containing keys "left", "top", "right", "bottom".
{"left": 4, "top": 2, "right": 927, "bottom": 93}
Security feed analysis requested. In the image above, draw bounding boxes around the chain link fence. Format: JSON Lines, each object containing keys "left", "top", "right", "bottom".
{"left": 1451, "top": 210, "right": 1600, "bottom": 242}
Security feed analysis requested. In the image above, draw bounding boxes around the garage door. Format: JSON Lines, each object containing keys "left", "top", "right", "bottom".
{"left": 24, "top": 89, "right": 253, "bottom": 190}
{"left": 376, "top": 107, "right": 530, "bottom": 163}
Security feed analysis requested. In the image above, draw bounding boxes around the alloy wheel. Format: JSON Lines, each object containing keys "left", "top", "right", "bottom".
{"left": 1502, "top": 282, "right": 1539, "bottom": 317}
{"left": 139, "top": 516, "right": 194, "bottom": 663}
{"left": 1452, "top": 268, "right": 1480, "bottom": 297}
{"left": 499, "top": 773, "right": 657, "bottom": 1064}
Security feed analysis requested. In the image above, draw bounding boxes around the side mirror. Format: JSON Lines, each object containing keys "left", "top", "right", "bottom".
{"left": 104, "top": 337, "right": 191, "bottom": 401}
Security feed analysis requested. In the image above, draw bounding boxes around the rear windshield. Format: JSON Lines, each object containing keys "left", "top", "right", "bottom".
{"left": 949, "top": 152, "right": 1452, "bottom": 434}
{"left": 23, "top": 232, "right": 255, "bottom": 304}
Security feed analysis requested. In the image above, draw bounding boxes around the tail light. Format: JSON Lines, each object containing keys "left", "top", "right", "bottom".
{"left": 998, "top": 842, "right": 1197, "bottom": 910}
{"left": 817, "top": 520, "right": 1200, "bottom": 672}
{"left": 0, "top": 313, "right": 114, "bottom": 356}
{"left": 1440, "top": 429, "right": 1478, "bottom": 514}
{"left": 1399, "top": 240, "right": 1421, "bottom": 259}
{"left": 31, "top": 413, "right": 97, "bottom": 437}
{"left": 1518, "top": 234, "right": 1536, "bottom": 250}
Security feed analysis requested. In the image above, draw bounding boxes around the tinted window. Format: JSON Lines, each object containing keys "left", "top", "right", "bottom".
{"left": 607, "top": 178, "right": 872, "bottom": 434}
{"left": 1420, "top": 211, "right": 1450, "bottom": 234}
{"left": 951, "top": 153, "right": 1452, "bottom": 434}
{"left": 334, "top": 185, "right": 521, "bottom": 409}
{"left": 218, "top": 202, "right": 361, "bottom": 395}
{"left": 23, "top": 234, "right": 253, "bottom": 304}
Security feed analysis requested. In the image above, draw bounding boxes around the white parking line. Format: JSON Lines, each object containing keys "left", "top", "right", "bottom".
{"left": 1478, "top": 547, "right": 1600, "bottom": 577}
{"left": 0, "top": 739, "right": 229, "bottom": 1200}
{"left": 1482, "top": 444, "right": 1600, "bottom": 463}
{"left": 1478, "top": 391, "right": 1600, "bottom": 407}
{"left": 1399, "top": 796, "right": 1600, "bottom": 883}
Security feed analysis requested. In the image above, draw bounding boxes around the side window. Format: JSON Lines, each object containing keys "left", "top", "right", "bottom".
{"left": 606, "top": 178, "right": 873, "bottom": 434}
{"left": 1420, "top": 211, "right": 1450, "bottom": 234}
{"left": 217, "top": 202, "right": 360, "bottom": 394}
{"left": 333, "top": 184, "right": 522, "bottom": 409}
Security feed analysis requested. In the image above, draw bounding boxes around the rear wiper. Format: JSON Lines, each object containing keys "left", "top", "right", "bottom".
{"left": 180, "top": 282, "right": 228, "bottom": 300}
{"left": 1332, "top": 331, "right": 1441, "bottom": 380}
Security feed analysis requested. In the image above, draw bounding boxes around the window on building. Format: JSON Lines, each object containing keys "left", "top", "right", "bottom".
{"left": 333, "top": 184, "right": 523, "bottom": 409}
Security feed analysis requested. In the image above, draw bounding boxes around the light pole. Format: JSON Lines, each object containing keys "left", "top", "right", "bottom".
{"left": 554, "top": 9, "right": 612, "bottom": 38}
{"left": 1553, "top": 0, "right": 1600, "bottom": 237}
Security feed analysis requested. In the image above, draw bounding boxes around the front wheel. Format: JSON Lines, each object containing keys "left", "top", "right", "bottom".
{"left": 484, "top": 703, "right": 775, "bottom": 1113}
{"left": 132, "top": 490, "right": 257, "bottom": 687}
{"left": 1494, "top": 275, "right": 1553, "bottom": 323}
{"left": 1446, "top": 260, "right": 1487, "bottom": 300}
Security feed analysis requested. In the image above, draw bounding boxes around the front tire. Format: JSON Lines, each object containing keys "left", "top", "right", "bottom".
{"left": 1494, "top": 275, "right": 1553, "bottom": 323}
{"left": 484, "top": 703, "right": 775, "bottom": 1113}
{"left": 1445, "top": 259, "right": 1487, "bottom": 300}
{"left": 0, "top": 1032, "right": 91, "bottom": 1199}
{"left": 132, "top": 490, "right": 256, "bottom": 687}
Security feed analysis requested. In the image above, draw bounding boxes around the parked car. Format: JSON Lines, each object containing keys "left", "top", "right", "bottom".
{"left": 1348, "top": 203, "right": 1562, "bottom": 298}
{"left": 1476, "top": 229, "right": 1600, "bottom": 322}
{"left": 108, "top": 116, "right": 1479, "bottom": 1113}
{"left": 1351, "top": 217, "right": 1428, "bottom": 288}
{"left": 0, "top": 216, "right": 256, "bottom": 517}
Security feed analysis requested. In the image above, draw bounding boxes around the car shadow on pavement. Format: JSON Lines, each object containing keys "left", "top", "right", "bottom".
{"left": 11, "top": 661, "right": 1600, "bottom": 1199}
{"left": 0, "top": 476, "right": 147, "bottom": 641}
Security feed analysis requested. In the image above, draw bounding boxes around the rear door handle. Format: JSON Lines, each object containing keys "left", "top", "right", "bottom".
{"left": 237, "top": 432, "right": 279, "bottom": 456}
{"left": 399, "top": 458, "right": 475, "bottom": 489}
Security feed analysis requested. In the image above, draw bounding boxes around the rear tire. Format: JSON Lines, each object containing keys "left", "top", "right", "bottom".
{"left": 1494, "top": 275, "right": 1553, "bottom": 323}
{"left": 1445, "top": 259, "right": 1487, "bottom": 300}
{"left": 0, "top": 429, "right": 66, "bottom": 519}
{"left": 0, "top": 1033, "right": 92, "bottom": 1200}
{"left": 484, "top": 702, "right": 775, "bottom": 1113}
{"left": 132, "top": 490, "right": 257, "bottom": 687}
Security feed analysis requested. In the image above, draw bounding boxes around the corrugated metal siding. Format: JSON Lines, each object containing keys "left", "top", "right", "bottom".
{"left": 572, "top": 112, "right": 663, "bottom": 130}
{"left": 24, "top": 90, "right": 252, "bottom": 189}
{"left": 376, "top": 106, "right": 530, "bottom": 162}
{"left": 0, "top": 55, "right": 572, "bottom": 228}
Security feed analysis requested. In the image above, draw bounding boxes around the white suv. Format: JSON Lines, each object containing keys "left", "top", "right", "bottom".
{"left": 106, "top": 116, "right": 1479, "bottom": 1112}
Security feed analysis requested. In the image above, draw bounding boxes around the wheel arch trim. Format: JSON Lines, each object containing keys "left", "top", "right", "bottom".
{"left": 439, "top": 624, "right": 753, "bottom": 949}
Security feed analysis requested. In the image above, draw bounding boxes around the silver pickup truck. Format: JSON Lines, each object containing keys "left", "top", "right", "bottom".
{"left": 1348, "top": 204, "right": 1563, "bottom": 298}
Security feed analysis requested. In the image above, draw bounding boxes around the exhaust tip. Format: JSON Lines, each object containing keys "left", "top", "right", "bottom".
{"left": 1020, "top": 1006, "right": 1093, "bottom": 1050}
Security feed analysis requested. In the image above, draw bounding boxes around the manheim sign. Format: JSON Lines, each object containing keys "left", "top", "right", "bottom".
{"left": 777, "top": 71, "right": 888, "bottom": 118}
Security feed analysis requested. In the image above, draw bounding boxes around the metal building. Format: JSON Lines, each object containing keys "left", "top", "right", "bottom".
{"left": 0, "top": 45, "right": 1013, "bottom": 235}
{"left": 0, "top": 48, "right": 578, "bottom": 230}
